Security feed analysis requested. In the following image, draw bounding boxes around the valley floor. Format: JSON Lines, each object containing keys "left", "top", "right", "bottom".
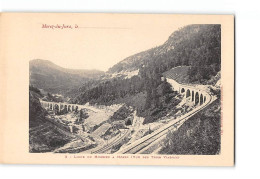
{"left": 30, "top": 76, "right": 219, "bottom": 154}
{"left": 36, "top": 91, "right": 199, "bottom": 154}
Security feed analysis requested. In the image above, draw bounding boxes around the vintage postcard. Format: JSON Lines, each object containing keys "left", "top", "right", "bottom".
{"left": 0, "top": 13, "right": 234, "bottom": 166}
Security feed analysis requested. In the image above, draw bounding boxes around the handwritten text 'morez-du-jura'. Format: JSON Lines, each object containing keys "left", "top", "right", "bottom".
{"left": 42, "top": 24, "right": 79, "bottom": 29}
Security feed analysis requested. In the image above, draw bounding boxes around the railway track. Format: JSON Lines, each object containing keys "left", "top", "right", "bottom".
{"left": 44, "top": 117, "right": 86, "bottom": 142}
{"left": 117, "top": 90, "right": 213, "bottom": 154}
{"left": 91, "top": 129, "right": 131, "bottom": 154}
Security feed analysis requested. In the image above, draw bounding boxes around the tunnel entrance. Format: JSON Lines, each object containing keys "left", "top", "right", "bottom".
{"left": 126, "top": 119, "right": 132, "bottom": 126}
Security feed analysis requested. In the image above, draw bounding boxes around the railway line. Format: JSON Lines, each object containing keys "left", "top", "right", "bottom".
{"left": 116, "top": 87, "right": 213, "bottom": 154}
{"left": 91, "top": 129, "right": 131, "bottom": 154}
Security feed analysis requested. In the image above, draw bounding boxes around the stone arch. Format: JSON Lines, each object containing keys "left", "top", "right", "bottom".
{"left": 62, "top": 105, "right": 67, "bottom": 113}
{"left": 75, "top": 106, "right": 78, "bottom": 112}
{"left": 54, "top": 104, "right": 59, "bottom": 111}
{"left": 68, "top": 105, "right": 71, "bottom": 112}
{"left": 72, "top": 105, "right": 75, "bottom": 111}
{"left": 204, "top": 96, "right": 206, "bottom": 103}
{"left": 186, "top": 89, "right": 191, "bottom": 98}
{"left": 195, "top": 92, "right": 199, "bottom": 105}
{"left": 50, "top": 104, "right": 53, "bottom": 110}
{"left": 200, "top": 94, "right": 204, "bottom": 105}
{"left": 181, "top": 88, "right": 185, "bottom": 93}
{"left": 192, "top": 91, "right": 194, "bottom": 101}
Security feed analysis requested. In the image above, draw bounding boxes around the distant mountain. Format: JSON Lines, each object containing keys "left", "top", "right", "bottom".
{"left": 108, "top": 24, "right": 221, "bottom": 82}
{"left": 69, "top": 24, "right": 221, "bottom": 124}
{"left": 29, "top": 59, "right": 104, "bottom": 94}
{"left": 108, "top": 49, "right": 154, "bottom": 73}
{"left": 75, "top": 24, "right": 221, "bottom": 108}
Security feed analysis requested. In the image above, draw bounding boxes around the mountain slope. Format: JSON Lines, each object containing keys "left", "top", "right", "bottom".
{"left": 29, "top": 86, "right": 75, "bottom": 152}
{"left": 73, "top": 24, "right": 221, "bottom": 124}
{"left": 29, "top": 59, "right": 104, "bottom": 94}
{"left": 108, "top": 24, "right": 221, "bottom": 84}
{"left": 162, "top": 66, "right": 191, "bottom": 84}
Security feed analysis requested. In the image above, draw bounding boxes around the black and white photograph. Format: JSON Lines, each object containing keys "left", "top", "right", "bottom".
{"left": 4, "top": 0, "right": 260, "bottom": 178}
{"left": 29, "top": 23, "right": 222, "bottom": 155}
{"left": 0, "top": 12, "right": 234, "bottom": 168}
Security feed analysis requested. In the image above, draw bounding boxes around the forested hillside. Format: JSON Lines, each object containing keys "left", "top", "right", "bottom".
{"left": 73, "top": 24, "right": 221, "bottom": 124}
{"left": 30, "top": 59, "right": 104, "bottom": 94}
{"left": 108, "top": 24, "right": 220, "bottom": 83}
{"left": 29, "top": 86, "right": 75, "bottom": 152}
{"left": 160, "top": 99, "right": 221, "bottom": 155}
{"left": 73, "top": 75, "right": 145, "bottom": 104}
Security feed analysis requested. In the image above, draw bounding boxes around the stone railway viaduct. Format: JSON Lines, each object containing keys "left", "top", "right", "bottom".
{"left": 40, "top": 100, "right": 83, "bottom": 112}
{"left": 164, "top": 78, "right": 210, "bottom": 106}
{"left": 40, "top": 81, "right": 209, "bottom": 115}
{"left": 40, "top": 69, "right": 209, "bottom": 128}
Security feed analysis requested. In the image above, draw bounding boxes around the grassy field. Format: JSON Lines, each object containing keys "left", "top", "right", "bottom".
{"left": 163, "top": 66, "right": 191, "bottom": 84}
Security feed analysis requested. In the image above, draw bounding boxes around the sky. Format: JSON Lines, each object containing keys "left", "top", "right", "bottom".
{"left": 3, "top": 13, "right": 190, "bottom": 71}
